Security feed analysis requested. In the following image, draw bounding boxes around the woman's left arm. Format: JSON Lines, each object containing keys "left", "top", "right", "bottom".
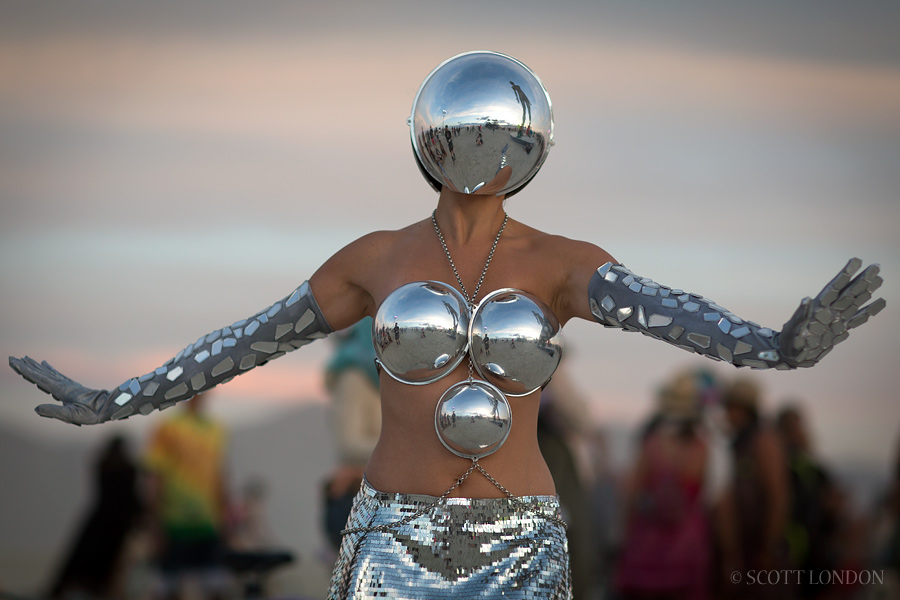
{"left": 574, "top": 253, "right": 884, "bottom": 370}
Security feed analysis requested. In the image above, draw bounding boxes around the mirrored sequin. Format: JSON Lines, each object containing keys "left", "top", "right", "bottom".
{"left": 245, "top": 320, "right": 260, "bottom": 336}
{"left": 733, "top": 341, "right": 753, "bottom": 355}
{"left": 718, "top": 318, "right": 732, "bottom": 334}
{"left": 686, "top": 333, "right": 711, "bottom": 348}
{"left": 190, "top": 373, "right": 206, "bottom": 391}
{"left": 717, "top": 344, "right": 733, "bottom": 362}
{"left": 648, "top": 314, "right": 672, "bottom": 328}
{"left": 589, "top": 298, "right": 603, "bottom": 320}
{"left": 250, "top": 341, "right": 278, "bottom": 354}
{"left": 617, "top": 306, "right": 633, "bottom": 321}
{"left": 601, "top": 295, "right": 616, "bottom": 313}
{"left": 164, "top": 383, "right": 189, "bottom": 400}
{"left": 211, "top": 357, "right": 234, "bottom": 377}
{"left": 758, "top": 350, "right": 780, "bottom": 361}
{"left": 112, "top": 406, "right": 133, "bottom": 420}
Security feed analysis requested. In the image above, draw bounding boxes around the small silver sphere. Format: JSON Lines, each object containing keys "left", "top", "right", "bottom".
{"left": 435, "top": 380, "right": 512, "bottom": 459}
{"left": 410, "top": 51, "right": 554, "bottom": 197}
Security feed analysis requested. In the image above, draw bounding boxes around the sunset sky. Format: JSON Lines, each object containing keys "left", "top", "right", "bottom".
{"left": 2, "top": 1, "right": 899, "bottom": 471}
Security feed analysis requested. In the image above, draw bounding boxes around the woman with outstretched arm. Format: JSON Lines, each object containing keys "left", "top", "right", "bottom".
{"left": 9, "top": 51, "right": 885, "bottom": 600}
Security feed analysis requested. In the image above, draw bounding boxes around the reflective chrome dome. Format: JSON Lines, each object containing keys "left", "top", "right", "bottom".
{"left": 469, "top": 289, "right": 563, "bottom": 396}
{"left": 435, "top": 380, "right": 511, "bottom": 459}
{"left": 410, "top": 51, "right": 554, "bottom": 197}
{"left": 373, "top": 281, "right": 469, "bottom": 384}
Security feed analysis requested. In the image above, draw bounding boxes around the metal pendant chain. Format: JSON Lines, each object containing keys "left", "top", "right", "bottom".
{"left": 431, "top": 209, "right": 508, "bottom": 308}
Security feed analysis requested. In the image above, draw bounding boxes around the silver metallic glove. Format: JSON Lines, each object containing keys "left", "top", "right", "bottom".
{"left": 10, "top": 281, "right": 333, "bottom": 425}
{"left": 588, "top": 258, "right": 884, "bottom": 370}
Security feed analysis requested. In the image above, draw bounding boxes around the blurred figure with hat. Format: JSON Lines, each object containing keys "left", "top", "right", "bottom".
{"left": 716, "top": 377, "right": 791, "bottom": 599}
{"left": 615, "top": 369, "right": 713, "bottom": 600}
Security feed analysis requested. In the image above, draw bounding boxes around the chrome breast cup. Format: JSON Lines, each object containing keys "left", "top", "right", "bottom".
{"left": 469, "top": 289, "right": 563, "bottom": 396}
{"left": 410, "top": 50, "right": 554, "bottom": 197}
{"left": 435, "top": 379, "right": 511, "bottom": 459}
{"left": 373, "top": 281, "right": 469, "bottom": 384}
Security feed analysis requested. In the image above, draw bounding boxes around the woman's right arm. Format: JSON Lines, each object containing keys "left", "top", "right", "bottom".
{"left": 9, "top": 232, "right": 382, "bottom": 425}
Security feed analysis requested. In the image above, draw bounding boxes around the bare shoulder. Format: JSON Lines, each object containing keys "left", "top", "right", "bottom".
{"left": 319, "top": 221, "right": 426, "bottom": 270}
{"left": 511, "top": 220, "right": 616, "bottom": 269}
{"left": 508, "top": 220, "right": 617, "bottom": 323}
{"left": 310, "top": 221, "right": 429, "bottom": 329}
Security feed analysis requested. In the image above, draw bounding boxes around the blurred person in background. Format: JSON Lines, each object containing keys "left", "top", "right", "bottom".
{"left": 49, "top": 435, "right": 144, "bottom": 600}
{"left": 228, "top": 476, "right": 277, "bottom": 552}
{"left": 875, "top": 432, "right": 900, "bottom": 596}
{"left": 615, "top": 370, "right": 712, "bottom": 600}
{"left": 716, "top": 378, "right": 791, "bottom": 599}
{"left": 776, "top": 404, "right": 842, "bottom": 599}
{"left": 538, "top": 366, "right": 594, "bottom": 598}
{"left": 321, "top": 316, "right": 381, "bottom": 554}
{"left": 144, "top": 393, "right": 231, "bottom": 600}
{"left": 583, "top": 426, "right": 622, "bottom": 600}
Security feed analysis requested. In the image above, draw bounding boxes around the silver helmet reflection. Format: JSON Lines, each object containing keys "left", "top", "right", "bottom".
{"left": 410, "top": 51, "right": 554, "bottom": 197}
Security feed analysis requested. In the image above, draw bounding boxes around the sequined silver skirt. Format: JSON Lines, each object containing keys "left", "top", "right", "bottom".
{"left": 327, "top": 479, "right": 571, "bottom": 599}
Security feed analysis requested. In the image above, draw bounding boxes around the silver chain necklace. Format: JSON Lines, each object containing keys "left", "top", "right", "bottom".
{"left": 431, "top": 209, "right": 508, "bottom": 308}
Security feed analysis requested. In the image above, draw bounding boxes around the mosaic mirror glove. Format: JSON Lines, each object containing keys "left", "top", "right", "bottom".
{"left": 9, "top": 281, "right": 332, "bottom": 425}
{"left": 589, "top": 258, "right": 885, "bottom": 370}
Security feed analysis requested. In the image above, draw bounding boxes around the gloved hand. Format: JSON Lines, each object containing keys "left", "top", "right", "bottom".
{"left": 9, "top": 356, "right": 113, "bottom": 425}
{"left": 779, "top": 258, "right": 885, "bottom": 367}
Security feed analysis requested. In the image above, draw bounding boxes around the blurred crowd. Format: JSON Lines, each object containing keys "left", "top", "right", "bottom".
{"left": 31, "top": 331, "right": 900, "bottom": 600}
{"left": 539, "top": 366, "right": 900, "bottom": 600}
{"left": 44, "top": 392, "right": 293, "bottom": 600}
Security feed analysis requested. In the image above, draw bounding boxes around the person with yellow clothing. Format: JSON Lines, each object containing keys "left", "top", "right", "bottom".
{"left": 144, "top": 393, "right": 229, "bottom": 600}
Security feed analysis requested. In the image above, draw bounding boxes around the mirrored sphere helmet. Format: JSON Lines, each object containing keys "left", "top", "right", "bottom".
{"left": 410, "top": 51, "right": 554, "bottom": 197}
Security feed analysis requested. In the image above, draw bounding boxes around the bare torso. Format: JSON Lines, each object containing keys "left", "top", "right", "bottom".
{"left": 310, "top": 196, "right": 613, "bottom": 498}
